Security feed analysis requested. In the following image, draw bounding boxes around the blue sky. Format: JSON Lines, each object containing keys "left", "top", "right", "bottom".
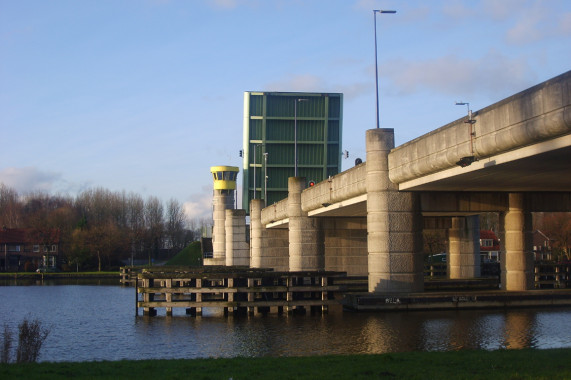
{"left": 1, "top": 0, "right": 569, "bottom": 220}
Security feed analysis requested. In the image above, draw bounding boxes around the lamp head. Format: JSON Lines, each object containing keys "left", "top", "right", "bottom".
{"left": 456, "top": 156, "right": 477, "bottom": 168}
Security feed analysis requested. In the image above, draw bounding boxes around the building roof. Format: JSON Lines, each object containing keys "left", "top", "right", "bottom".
{"left": 533, "top": 229, "right": 553, "bottom": 248}
{"left": 0, "top": 228, "right": 60, "bottom": 244}
{"left": 480, "top": 230, "right": 500, "bottom": 251}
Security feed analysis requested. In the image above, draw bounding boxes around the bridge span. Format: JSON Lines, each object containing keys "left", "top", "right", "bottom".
{"left": 217, "top": 71, "right": 570, "bottom": 295}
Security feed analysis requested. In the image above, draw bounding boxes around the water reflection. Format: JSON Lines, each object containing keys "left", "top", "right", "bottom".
{"left": 503, "top": 312, "right": 536, "bottom": 349}
{"left": 1, "top": 282, "right": 570, "bottom": 362}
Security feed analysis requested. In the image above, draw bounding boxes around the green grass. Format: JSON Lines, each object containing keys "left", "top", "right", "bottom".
{"left": 165, "top": 241, "right": 203, "bottom": 266}
{"left": 1, "top": 348, "right": 569, "bottom": 380}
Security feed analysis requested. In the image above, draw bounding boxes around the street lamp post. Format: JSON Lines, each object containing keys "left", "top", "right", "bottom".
{"left": 253, "top": 143, "right": 262, "bottom": 199}
{"left": 294, "top": 98, "right": 308, "bottom": 177}
{"left": 454, "top": 101, "right": 478, "bottom": 168}
{"left": 263, "top": 152, "right": 269, "bottom": 202}
{"left": 373, "top": 9, "right": 396, "bottom": 129}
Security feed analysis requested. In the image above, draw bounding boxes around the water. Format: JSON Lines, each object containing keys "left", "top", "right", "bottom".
{"left": 1, "top": 281, "right": 570, "bottom": 362}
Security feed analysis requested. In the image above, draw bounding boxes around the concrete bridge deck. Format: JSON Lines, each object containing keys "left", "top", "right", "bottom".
{"left": 217, "top": 71, "right": 571, "bottom": 297}
{"left": 261, "top": 70, "right": 570, "bottom": 225}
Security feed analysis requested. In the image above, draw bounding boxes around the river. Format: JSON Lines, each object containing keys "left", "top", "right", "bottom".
{"left": 1, "top": 280, "right": 570, "bottom": 362}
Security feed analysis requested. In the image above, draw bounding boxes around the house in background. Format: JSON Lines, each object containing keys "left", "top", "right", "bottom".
{"left": 0, "top": 227, "right": 61, "bottom": 272}
{"left": 480, "top": 230, "right": 501, "bottom": 263}
{"left": 533, "top": 229, "right": 554, "bottom": 261}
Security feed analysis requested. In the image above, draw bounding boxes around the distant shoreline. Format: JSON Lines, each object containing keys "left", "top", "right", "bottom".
{"left": 0, "top": 272, "right": 119, "bottom": 279}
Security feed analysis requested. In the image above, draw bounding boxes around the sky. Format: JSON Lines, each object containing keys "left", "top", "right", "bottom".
{"left": 1, "top": 0, "right": 569, "bottom": 221}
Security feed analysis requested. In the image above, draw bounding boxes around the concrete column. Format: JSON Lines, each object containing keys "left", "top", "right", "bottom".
{"left": 288, "top": 177, "right": 324, "bottom": 271}
{"left": 263, "top": 228, "right": 290, "bottom": 271}
{"left": 448, "top": 215, "right": 481, "bottom": 279}
{"left": 366, "top": 128, "right": 423, "bottom": 293}
{"left": 504, "top": 193, "right": 534, "bottom": 290}
{"left": 211, "top": 189, "right": 234, "bottom": 265}
{"left": 225, "top": 209, "right": 249, "bottom": 267}
{"left": 250, "top": 199, "right": 264, "bottom": 268}
{"left": 498, "top": 212, "right": 506, "bottom": 288}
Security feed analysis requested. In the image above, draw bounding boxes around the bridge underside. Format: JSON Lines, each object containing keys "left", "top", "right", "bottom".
{"left": 398, "top": 136, "right": 571, "bottom": 192}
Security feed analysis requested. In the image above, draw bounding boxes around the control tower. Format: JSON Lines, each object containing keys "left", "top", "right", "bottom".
{"left": 210, "top": 166, "right": 239, "bottom": 265}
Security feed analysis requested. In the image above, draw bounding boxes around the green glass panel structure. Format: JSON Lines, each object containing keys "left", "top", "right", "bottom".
{"left": 242, "top": 92, "right": 343, "bottom": 212}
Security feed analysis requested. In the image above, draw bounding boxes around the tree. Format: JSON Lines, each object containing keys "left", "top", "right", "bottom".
{"left": 144, "top": 196, "right": 164, "bottom": 264}
{"left": 164, "top": 198, "right": 186, "bottom": 255}
{"left": 480, "top": 212, "right": 499, "bottom": 232}
{"left": 423, "top": 230, "right": 447, "bottom": 257}
{"left": 0, "top": 184, "right": 203, "bottom": 270}
{"left": 0, "top": 184, "right": 21, "bottom": 228}
{"left": 127, "top": 193, "right": 145, "bottom": 265}
{"left": 539, "top": 212, "right": 571, "bottom": 260}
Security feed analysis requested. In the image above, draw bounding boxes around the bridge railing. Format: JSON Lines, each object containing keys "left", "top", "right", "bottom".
{"left": 261, "top": 198, "right": 288, "bottom": 225}
{"left": 389, "top": 71, "right": 571, "bottom": 185}
{"left": 301, "top": 163, "right": 367, "bottom": 213}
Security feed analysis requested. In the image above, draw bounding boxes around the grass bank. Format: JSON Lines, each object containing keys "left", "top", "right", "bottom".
{"left": 165, "top": 241, "right": 203, "bottom": 266}
{"left": 1, "top": 348, "right": 569, "bottom": 379}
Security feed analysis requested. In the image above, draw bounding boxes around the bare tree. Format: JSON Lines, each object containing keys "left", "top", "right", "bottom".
{"left": 165, "top": 198, "right": 186, "bottom": 255}
{"left": 423, "top": 230, "right": 447, "bottom": 257}
{"left": 0, "top": 184, "right": 21, "bottom": 228}
{"left": 144, "top": 196, "right": 164, "bottom": 264}
{"left": 539, "top": 212, "right": 571, "bottom": 260}
{"left": 127, "top": 193, "right": 145, "bottom": 264}
{"left": 0, "top": 184, "right": 203, "bottom": 270}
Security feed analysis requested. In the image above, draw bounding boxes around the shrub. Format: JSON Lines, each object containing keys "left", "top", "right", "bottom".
{"left": 0, "top": 318, "right": 49, "bottom": 363}
{"left": 1, "top": 324, "right": 12, "bottom": 363}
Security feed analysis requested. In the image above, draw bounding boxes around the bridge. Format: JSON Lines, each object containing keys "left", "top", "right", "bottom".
{"left": 216, "top": 70, "right": 571, "bottom": 296}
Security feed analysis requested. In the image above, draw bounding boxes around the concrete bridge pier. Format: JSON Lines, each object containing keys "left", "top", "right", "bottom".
{"left": 250, "top": 199, "right": 265, "bottom": 268}
{"left": 503, "top": 193, "right": 534, "bottom": 290}
{"left": 448, "top": 215, "right": 481, "bottom": 279}
{"left": 225, "top": 209, "right": 250, "bottom": 266}
{"left": 366, "top": 129, "right": 423, "bottom": 293}
{"left": 288, "top": 177, "right": 324, "bottom": 271}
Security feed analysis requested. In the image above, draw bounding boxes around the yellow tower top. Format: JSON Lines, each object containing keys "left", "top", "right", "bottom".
{"left": 210, "top": 166, "right": 239, "bottom": 190}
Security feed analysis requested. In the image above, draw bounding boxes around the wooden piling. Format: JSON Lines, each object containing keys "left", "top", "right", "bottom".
{"left": 135, "top": 266, "right": 346, "bottom": 317}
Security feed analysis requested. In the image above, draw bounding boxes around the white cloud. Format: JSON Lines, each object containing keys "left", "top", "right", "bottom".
{"left": 354, "top": 0, "right": 377, "bottom": 11}
{"left": 265, "top": 74, "right": 326, "bottom": 92}
{"left": 502, "top": 2, "right": 570, "bottom": 45}
{"left": 183, "top": 186, "right": 214, "bottom": 221}
{"left": 265, "top": 74, "right": 372, "bottom": 100}
{"left": 338, "top": 82, "right": 374, "bottom": 100}
{"left": 210, "top": 0, "right": 239, "bottom": 10}
{"left": 0, "top": 167, "right": 62, "bottom": 194}
{"left": 382, "top": 49, "right": 535, "bottom": 98}
{"left": 442, "top": 1, "right": 473, "bottom": 19}
{"left": 559, "top": 12, "right": 571, "bottom": 35}
{"left": 505, "top": 6, "right": 546, "bottom": 45}
{"left": 481, "top": 0, "right": 522, "bottom": 21}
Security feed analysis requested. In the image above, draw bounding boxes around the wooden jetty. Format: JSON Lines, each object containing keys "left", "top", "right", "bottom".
{"left": 136, "top": 266, "right": 347, "bottom": 316}
{"left": 534, "top": 262, "right": 571, "bottom": 289}
{"left": 120, "top": 266, "right": 139, "bottom": 286}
